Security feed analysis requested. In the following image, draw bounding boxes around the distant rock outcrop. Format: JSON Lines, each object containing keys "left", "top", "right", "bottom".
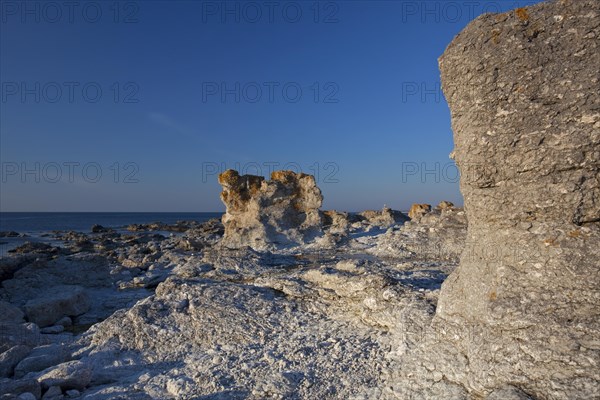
{"left": 373, "top": 205, "right": 467, "bottom": 263}
{"left": 218, "top": 170, "right": 324, "bottom": 250}
{"left": 359, "top": 206, "right": 409, "bottom": 228}
{"left": 436, "top": 201, "right": 454, "bottom": 211}
{"left": 408, "top": 204, "right": 431, "bottom": 220}
{"left": 396, "top": 0, "right": 600, "bottom": 398}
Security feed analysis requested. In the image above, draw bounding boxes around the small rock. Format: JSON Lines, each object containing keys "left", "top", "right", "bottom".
{"left": 24, "top": 285, "right": 91, "bottom": 328}
{"left": 18, "top": 393, "right": 38, "bottom": 400}
{"left": 408, "top": 204, "right": 432, "bottom": 220}
{"left": 14, "top": 345, "right": 70, "bottom": 379}
{"left": 144, "top": 273, "right": 167, "bottom": 289}
{"left": 359, "top": 206, "right": 409, "bottom": 227}
{"left": 0, "top": 231, "right": 21, "bottom": 238}
{"left": 436, "top": 201, "right": 454, "bottom": 210}
{"left": 65, "top": 389, "right": 80, "bottom": 398}
{"left": 0, "top": 301, "right": 25, "bottom": 323}
{"left": 38, "top": 360, "right": 92, "bottom": 391}
{"left": 8, "top": 242, "right": 57, "bottom": 255}
{"left": 0, "top": 255, "right": 36, "bottom": 281}
{"left": 0, "top": 323, "right": 41, "bottom": 353}
{"left": 42, "top": 385, "right": 63, "bottom": 399}
{"left": 0, "top": 378, "right": 41, "bottom": 399}
{"left": 40, "top": 325, "right": 65, "bottom": 334}
{"left": 55, "top": 317, "right": 72, "bottom": 328}
{"left": 91, "top": 224, "right": 108, "bottom": 233}
{"left": 0, "top": 345, "right": 31, "bottom": 378}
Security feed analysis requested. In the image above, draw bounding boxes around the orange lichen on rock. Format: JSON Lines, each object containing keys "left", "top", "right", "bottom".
{"left": 218, "top": 169, "right": 323, "bottom": 249}
{"left": 491, "top": 29, "right": 502, "bottom": 44}
{"left": 271, "top": 170, "right": 309, "bottom": 183}
{"left": 408, "top": 204, "right": 432, "bottom": 220}
{"left": 218, "top": 169, "right": 240, "bottom": 186}
{"left": 516, "top": 8, "right": 530, "bottom": 22}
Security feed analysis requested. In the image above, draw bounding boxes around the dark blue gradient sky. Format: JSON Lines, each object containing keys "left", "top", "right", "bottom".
{"left": 0, "top": 0, "right": 539, "bottom": 211}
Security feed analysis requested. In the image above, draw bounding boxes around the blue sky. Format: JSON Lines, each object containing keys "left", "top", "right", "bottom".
{"left": 0, "top": 0, "right": 539, "bottom": 212}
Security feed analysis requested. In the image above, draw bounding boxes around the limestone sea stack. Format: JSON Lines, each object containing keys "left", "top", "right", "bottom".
{"left": 218, "top": 170, "right": 324, "bottom": 250}
{"left": 431, "top": 0, "right": 599, "bottom": 398}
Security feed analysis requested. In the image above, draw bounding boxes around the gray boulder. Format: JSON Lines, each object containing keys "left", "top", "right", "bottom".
{"left": 0, "top": 345, "right": 31, "bottom": 378}
{"left": 0, "top": 255, "right": 36, "bottom": 282}
{"left": 0, "top": 378, "right": 41, "bottom": 399}
{"left": 41, "top": 386, "right": 62, "bottom": 399}
{"left": 0, "top": 301, "right": 25, "bottom": 324}
{"left": 37, "top": 360, "right": 103, "bottom": 391}
{"left": 24, "top": 286, "right": 90, "bottom": 328}
{"left": 18, "top": 393, "right": 39, "bottom": 400}
{"left": 14, "top": 345, "right": 71, "bottom": 379}
{"left": 0, "top": 323, "right": 41, "bottom": 353}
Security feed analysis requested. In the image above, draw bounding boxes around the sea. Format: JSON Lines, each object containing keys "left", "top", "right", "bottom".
{"left": 0, "top": 212, "right": 222, "bottom": 255}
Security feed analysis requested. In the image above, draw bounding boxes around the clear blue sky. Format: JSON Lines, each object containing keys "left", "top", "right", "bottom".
{"left": 0, "top": 0, "right": 539, "bottom": 212}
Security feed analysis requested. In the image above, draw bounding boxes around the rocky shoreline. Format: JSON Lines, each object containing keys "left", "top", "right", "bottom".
{"left": 1, "top": 197, "right": 465, "bottom": 399}
{"left": 2, "top": 0, "right": 599, "bottom": 398}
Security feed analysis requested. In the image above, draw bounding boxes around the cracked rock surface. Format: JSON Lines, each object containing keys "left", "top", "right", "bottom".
{"left": 1, "top": 1, "right": 597, "bottom": 399}
{"left": 391, "top": 1, "right": 600, "bottom": 399}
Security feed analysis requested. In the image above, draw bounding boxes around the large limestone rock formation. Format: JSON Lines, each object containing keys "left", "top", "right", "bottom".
{"left": 218, "top": 170, "right": 324, "bottom": 250}
{"left": 408, "top": 0, "right": 600, "bottom": 398}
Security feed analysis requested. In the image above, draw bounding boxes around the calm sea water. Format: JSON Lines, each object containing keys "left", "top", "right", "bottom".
{"left": 0, "top": 212, "right": 222, "bottom": 254}
{"left": 0, "top": 212, "right": 222, "bottom": 234}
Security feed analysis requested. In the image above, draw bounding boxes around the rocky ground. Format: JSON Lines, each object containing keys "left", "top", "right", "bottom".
{"left": 3, "top": 0, "right": 598, "bottom": 398}
{"left": 0, "top": 204, "right": 468, "bottom": 400}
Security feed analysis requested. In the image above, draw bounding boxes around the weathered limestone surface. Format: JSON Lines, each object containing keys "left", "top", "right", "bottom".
{"left": 394, "top": 1, "right": 600, "bottom": 398}
{"left": 408, "top": 204, "right": 431, "bottom": 221}
{"left": 372, "top": 204, "right": 467, "bottom": 263}
{"left": 218, "top": 170, "right": 324, "bottom": 250}
{"left": 3, "top": 2, "right": 598, "bottom": 398}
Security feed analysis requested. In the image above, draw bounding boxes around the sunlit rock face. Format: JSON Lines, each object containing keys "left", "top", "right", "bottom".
{"left": 424, "top": 0, "right": 600, "bottom": 398}
{"left": 218, "top": 170, "right": 324, "bottom": 250}
{"left": 408, "top": 204, "right": 431, "bottom": 221}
